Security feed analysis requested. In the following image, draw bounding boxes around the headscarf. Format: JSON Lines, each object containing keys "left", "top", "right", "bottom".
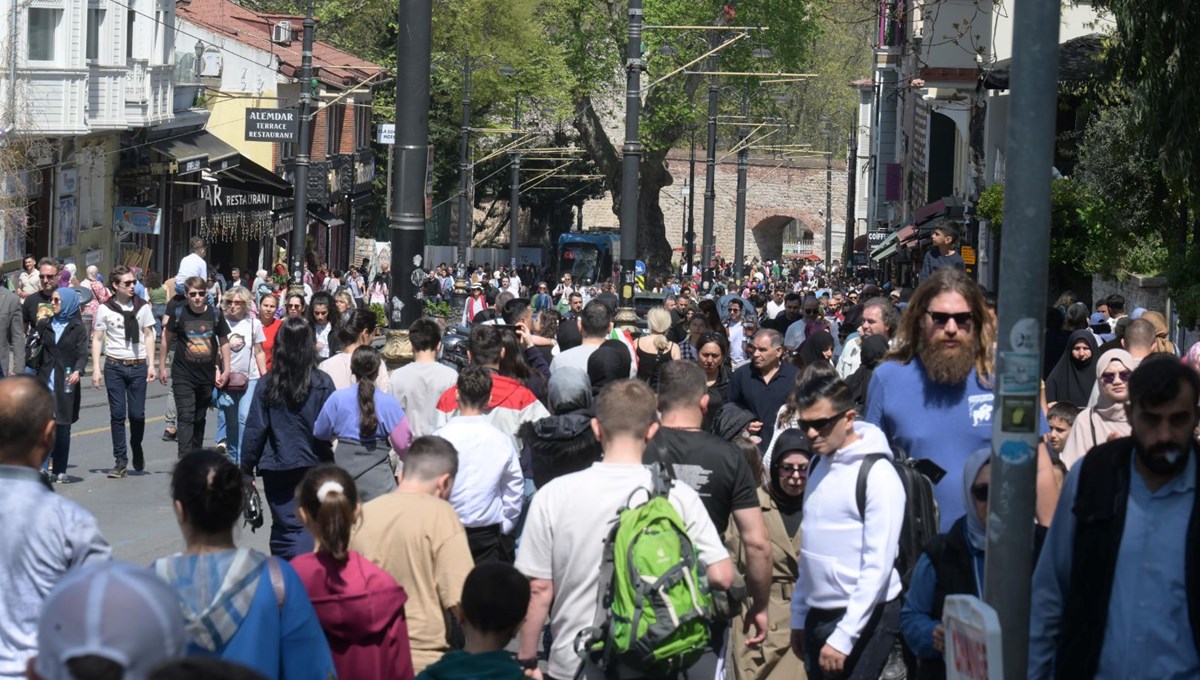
{"left": 548, "top": 368, "right": 593, "bottom": 415}
{"left": 58, "top": 263, "right": 74, "bottom": 288}
{"left": 1044, "top": 329, "right": 1098, "bottom": 407}
{"left": 85, "top": 265, "right": 100, "bottom": 282}
{"left": 845, "top": 334, "right": 890, "bottom": 408}
{"left": 961, "top": 447, "right": 991, "bottom": 552}
{"left": 1140, "top": 311, "right": 1177, "bottom": 355}
{"left": 1060, "top": 348, "right": 1136, "bottom": 469}
{"left": 587, "top": 340, "right": 632, "bottom": 396}
{"left": 797, "top": 330, "right": 835, "bottom": 369}
{"left": 768, "top": 429, "right": 811, "bottom": 515}
{"left": 51, "top": 287, "right": 80, "bottom": 340}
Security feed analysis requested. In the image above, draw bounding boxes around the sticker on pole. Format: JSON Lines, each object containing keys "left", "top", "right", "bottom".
{"left": 998, "top": 351, "right": 1040, "bottom": 396}
{"left": 943, "top": 595, "right": 1003, "bottom": 680}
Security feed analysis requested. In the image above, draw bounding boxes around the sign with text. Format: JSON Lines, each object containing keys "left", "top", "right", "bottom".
{"left": 378, "top": 123, "right": 395, "bottom": 145}
{"left": 944, "top": 595, "right": 1003, "bottom": 680}
{"left": 113, "top": 207, "right": 162, "bottom": 235}
{"left": 245, "top": 108, "right": 299, "bottom": 142}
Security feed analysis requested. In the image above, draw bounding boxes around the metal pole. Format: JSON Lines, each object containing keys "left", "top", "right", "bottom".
{"left": 983, "top": 0, "right": 1059, "bottom": 677}
{"left": 701, "top": 44, "right": 718, "bottom": 292}
{"left": 734, "top": 80, "right": 749, "bottom": 285}
{"left": 824, "top": 131, "right": 833, "bottom": 267}
{"left": 686, "top": 127, "right": 697, "bottom": 279}
{"left": 457, "top": 53, "right": 471, "bottom": 271}
{"left": 615, "top": 0, "right": 642, "bottom": 324}
{"left": 680, "top": 180, "right": 687, "bottom": 269}
{"left": 387, "top": 0, "right": 432, "bottom": 330}
{"left": 845, "top": 126, "right": 857, "bottom": 267}
{"left": 289, "top": 0, "right": 314, "bottom": 286}
{"left": 509, "top": 95, "right": 521, "bottom": 273}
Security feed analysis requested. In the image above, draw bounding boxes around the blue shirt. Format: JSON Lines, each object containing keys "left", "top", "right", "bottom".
{"left": 865, "top": 358, "right": 994, "bottom": 530}
{"left": 314, "top": 386, "right": 408, "bottom": 444}
{"left": 1028, "top": 450, "right": 1199, "bottom": 679}
{"left": 900, "top": 521, "right": 984, "bottom": 660}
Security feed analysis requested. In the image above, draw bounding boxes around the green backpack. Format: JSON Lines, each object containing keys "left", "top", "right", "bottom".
{"left": 575, "top": 464, "right": 714, "bottom": 677}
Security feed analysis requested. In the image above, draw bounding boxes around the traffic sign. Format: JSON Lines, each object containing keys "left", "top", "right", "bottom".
{"left": 634, "top": 260, "right": 646, "bottom": 276}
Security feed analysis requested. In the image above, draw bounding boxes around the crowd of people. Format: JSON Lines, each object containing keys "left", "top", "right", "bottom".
{"left": 3, "top": 228, "right": 1200, "bottom": 680}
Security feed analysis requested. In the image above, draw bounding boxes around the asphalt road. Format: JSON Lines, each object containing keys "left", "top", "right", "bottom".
{"left": 53, "top": 377, "right": 270, "bottom": 565}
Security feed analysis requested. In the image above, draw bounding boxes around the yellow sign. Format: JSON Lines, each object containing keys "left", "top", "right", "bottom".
{"left": 961, "top": 245, "right": 976, "bottom": 265}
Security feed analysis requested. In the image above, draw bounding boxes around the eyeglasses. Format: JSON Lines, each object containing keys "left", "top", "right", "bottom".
{"left": 116, "top": 280, "right": 135, "bottom": 287}
{"left": 798, "top": 410, "right": 849, "bottom": 433}
{"left": 1100, "top": 370, "right": 1132, "bottom": 385}
{"left": 971, "top": 484, "right": 989, "bottom": 503}
{"left": 186, "top": 291, "right": 206, "bottom": 298}
{"left": 926, "top": 311, "right": 974, "bottom": 327}
{"left": 779, "top": 463, "right": 809, "bottom": 476}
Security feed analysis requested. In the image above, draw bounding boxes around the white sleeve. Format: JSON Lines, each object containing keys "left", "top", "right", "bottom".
{"left": 500, "top": 441, "right": 524, "bottom": 534}
{"left": 514, "top": 487, "right": 555, "bottom": 580}
{"left": 136, "top": 304, "right": 156, "bottom": 330}
{"left": 825, "top": 462, "right": 905, "bottom": 655}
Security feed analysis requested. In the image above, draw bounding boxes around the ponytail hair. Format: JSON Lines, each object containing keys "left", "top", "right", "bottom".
{"left": 351, "top": 345, "right": 380, "bottom": 440}
{"left": 296, "top": 465, "right": 358, "bottom": 562}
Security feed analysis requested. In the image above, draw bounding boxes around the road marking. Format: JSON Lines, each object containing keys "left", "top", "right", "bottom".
{"left": 73, "top": 416, "right": 166, "bottom": 438}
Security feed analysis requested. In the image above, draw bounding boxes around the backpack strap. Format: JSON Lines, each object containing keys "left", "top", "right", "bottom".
{"left": 265, "top": 556, "right": 286, "bottom": 611}
{"left": 855, "top": 453, "right": 887, "bottom": 518}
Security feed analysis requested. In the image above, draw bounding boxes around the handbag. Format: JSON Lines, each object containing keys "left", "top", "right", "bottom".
{"left": 25, "top": 329, "right": 44, "bottom": 370}
{"left": 243, "top": 480, "right": 264, "bottom": 531}
{"left": 223, "top": 318, "right": 257, "bottom": 393}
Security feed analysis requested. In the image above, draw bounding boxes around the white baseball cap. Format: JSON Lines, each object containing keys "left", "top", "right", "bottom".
{"left": 35, "top": 562, "right": 187, "bottom": 680}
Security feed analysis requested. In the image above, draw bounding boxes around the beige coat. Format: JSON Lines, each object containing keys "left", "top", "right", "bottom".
{"left": 726, "top": 487, "right": 808, "bottom": 680}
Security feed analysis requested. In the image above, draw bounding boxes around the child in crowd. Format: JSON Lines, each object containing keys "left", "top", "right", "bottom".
{"left": 1045, "top": 401, "right": 1080, "bottom": 487}
{"left": 416, "top": 563, "right": 531, "bottom": 679}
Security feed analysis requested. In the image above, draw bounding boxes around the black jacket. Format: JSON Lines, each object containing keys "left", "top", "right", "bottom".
{"left": 29, "top": 317, "right": 88, "bottom": 425}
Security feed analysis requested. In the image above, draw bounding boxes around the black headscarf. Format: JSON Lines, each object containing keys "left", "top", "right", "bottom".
{"left": 845, "top": 334, "right": 889, "bottom": 408}
{"left": 768, "top": 429, "right": 812, "bottom": 515}
{"left": 587, "top": 339, "right": 632, "bottom": 395}
{"left": 797, "top": 330, "right": 835, "bottom": 369}
{"left": 1045, "top": 328, "right": 1098, "bottom": 407}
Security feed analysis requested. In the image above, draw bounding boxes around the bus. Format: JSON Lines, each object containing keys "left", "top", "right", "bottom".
{"left": 556, "top": 232, "right": 620, "bottom": 286}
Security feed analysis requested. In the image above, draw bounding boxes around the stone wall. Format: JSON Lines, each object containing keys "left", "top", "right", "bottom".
{"left": 582, "top": 152, "right": 850, "bottom": 264}
{"left": 1092, "top": 274, "right": 1169, "bottom": 315}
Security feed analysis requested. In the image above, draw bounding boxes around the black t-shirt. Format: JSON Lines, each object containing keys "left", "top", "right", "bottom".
{"left": 166, "top": 300, "right": 230, "bottom": 383}
{"left": 647, "top": 427, "right": 759, "bottom": 534}
{"left": 763, "top": 313, "right": 800, "bottom": 335}
{"left": 23, "top": 290, "right": 53, "bottom": 329}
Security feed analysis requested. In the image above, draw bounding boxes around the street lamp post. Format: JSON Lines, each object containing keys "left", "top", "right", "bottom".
{"left": 385, "top": 0, "right": 432, "bottom": 338}
{"left": 456, "top": 53, "right": 472, "bottom": 277}
{"left": 700, "top": 41, "right": 718, "bottom": 293}
{"left": 734, "top": 81, "right": 749, "bottom": 284}
{"left": 821, "top": 117, "right": 833, "bottom": 267}
{"left": 510, "top": 94, "right": 521, "bottom": 272}
{"left": 614, "top": 0, "right": 643, "bottom": 327}
{"left": 289, "top": 0, "right": 315, "bottom": 287}
{"left": 686, "top": 127, "right": 697, "bottom": 279}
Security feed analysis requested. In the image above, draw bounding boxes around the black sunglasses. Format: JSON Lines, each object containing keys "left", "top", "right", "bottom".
{"left": 779, "top": 463, "right": 808, "bottom": 476}
{"left": 926, "top": 311, "right": 974, "bottom": 327}
{"left": 798, "top": 410, "right": 849, "bottom": 434}
{"left": 1100, "top": 370, "right": 1132, "bottom": 385}
{"left": 186, "top": 291, "right": 206, "bottom": 298}
{"left": 971, "top": 484, "right": 989, "bottom": 503}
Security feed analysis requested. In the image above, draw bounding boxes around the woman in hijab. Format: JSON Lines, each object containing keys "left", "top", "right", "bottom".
{"left": 81, "top": 265, "right": 110, "bottom": 327}
{"left": 901, "top": 449, "right": 993, "bottom": 678}
{"left": 1060, "top": 348, "right": 1136, "bottom": 469}
{"left": 1044, "top": 329, "right": 1098, "bottom": 408}
{"left": 28, "top": 287, "right": 88, "bottom": 483}
{"left": 794, "top": 329, "right": 834, "bottom": 371}
{"left": 726, "top": 430, "right": 810, "bottom": 680}
{"left": 1139, "top": 311, "right": 1177, "bottom": 355}
{"left": 845, "top": 334, "right": 890, "bottom": 409}
{"left": 587, "top": 339, "right": 632, "bottom": 396}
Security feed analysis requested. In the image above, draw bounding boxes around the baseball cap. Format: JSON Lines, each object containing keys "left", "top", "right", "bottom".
{"left": 35, "top": 562, "right": 187, "bottom": 680}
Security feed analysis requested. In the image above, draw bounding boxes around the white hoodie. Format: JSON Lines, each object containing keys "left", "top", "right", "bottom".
{"left": 790, "top": 421, "right": 904, "bottom": 655}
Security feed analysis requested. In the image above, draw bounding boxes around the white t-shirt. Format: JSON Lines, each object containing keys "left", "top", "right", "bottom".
{"left": 225, "top": 316, "right": 266, "bottom": 379}
{"left": 93, "top": 299, "right": 156, "bottom": 360}
{"left": 548, "top": 344, "right": 598, "bottom": 375}
{"left": 314, "top": 322, "right": 331, "bottom": 359}
{"left": 174, "top": 253, "right": 207, "bottom": 289}
{"left": 390, "top": 361, "right": 459, "bottom": 438}
{"left": 515, "top": 463, "right": 728, "bottom": 680}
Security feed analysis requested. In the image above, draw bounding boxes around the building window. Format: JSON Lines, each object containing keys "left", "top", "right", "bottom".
{"left": 355, "top": 103, "right": 371, "bottom": 150}
{"left": 126, "top": 9, "right": 134, "bottom": 60}
{"left": 27, "top": 8, "right": 61, "bottom": 62}
{"left": 326, "top": 103, "right": 343, "bottom": 155}
{"left": 86, "top": 9, "right": 105, "bottom": 61}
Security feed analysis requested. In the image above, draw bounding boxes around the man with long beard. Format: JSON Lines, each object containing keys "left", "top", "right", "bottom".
{"left": 1028, "top": 356, "right": 1200, "bottom": 679}
{"left": 863, "top": 269, "right": 997, "bottom": 530}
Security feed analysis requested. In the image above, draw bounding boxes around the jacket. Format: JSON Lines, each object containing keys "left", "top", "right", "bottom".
{"left": 0, "top": 287, "right": 24, "bottom": 376}
{"left": 30, "top": 317, "right": 88, "bottom": 425}
{"left": 1056, "top": 438, "right": 1200, "bottom": 679}
{"left": 520, "top": 411, "right": 601, "bottom": 488}
{"left": 435, "top": 371, "right": 549, "bottom": 446}
{"left": 241, "top": 369, "right": 337, "bottom": 475}
{"left": 292, "top": 551, "right": 414, "bottom": 680}
{"left": 727, "top": 487, "right": 806, "bottom": 680}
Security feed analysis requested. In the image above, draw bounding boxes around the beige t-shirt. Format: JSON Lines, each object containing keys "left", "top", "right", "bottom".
{"left": 350, "top": 491, "right": 474, "bottom": 673}
{"left": 319, "top": 351, "right": 392, "bottom": 393}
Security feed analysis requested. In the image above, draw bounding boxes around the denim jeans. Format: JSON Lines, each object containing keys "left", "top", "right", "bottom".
{"left": 262, "top": 467, "right": 315, "bottom": 559}
{"left": 219, "top": 379, "right": 256, "bottom": 465}
{"left": 104, "top": 361, "right": 148, "bottom": 468}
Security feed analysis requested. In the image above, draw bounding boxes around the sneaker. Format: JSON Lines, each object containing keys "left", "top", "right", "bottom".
{"left": 216, "top": 440, "right": 227, "bottom": 456}
{"left": 56, "top": 473, "right": 68, "bottom": 484}
{"left": 162, "top": 429, "right": 176, "bottom": 442}
{"left": 107, "top": 467, "right": 127, "bottom": 479}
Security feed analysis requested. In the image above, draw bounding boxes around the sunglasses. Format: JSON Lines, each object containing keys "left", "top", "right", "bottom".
{"left": 798, "top": 410, "right": 849, "bottom": 433}
{"left": 186, "top": 291, "right": 206, "bottom": 298}
{"left": 926, "top": 311, "right": 974, "bottom": 327}
{"left": 287, "top": 304, "right": 303, "bottom": 309}
{"left": 116, "top": 280, "right": 135, "bottom": 287}
{"left": 779, "top": 463, "right": 809, "bottom": 476}
{"left": 1100, "top": 370, "right": 1132, "bottom": 385}
{"left": 971, "top": 484, "right": 989, "bottom": 503}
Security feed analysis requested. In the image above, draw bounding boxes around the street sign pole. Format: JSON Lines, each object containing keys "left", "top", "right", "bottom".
{"left": 984, "top": 0, "right": 1060, "bottom": 677}
{"left": 289, "top": 0, "right": 314, "bottom": 288}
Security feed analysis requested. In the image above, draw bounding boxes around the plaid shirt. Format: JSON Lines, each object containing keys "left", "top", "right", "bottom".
{"left": 679, "top": 340, "right": 699, "bottom": 362}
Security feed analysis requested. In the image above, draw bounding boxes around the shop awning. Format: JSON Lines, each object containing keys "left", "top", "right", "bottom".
{"left": 871, "top": 242, "right": 899, "bottom": 262}
{"left": 914, "top": 197, "right": 964, "bottom": 226}
{"left": 216, "top": 156, "right": 292, "bottom": 197}
{"left": 869, "top": 227, "right": 904, "bottom": 258}
{"left": 853, "top": 234, "right": 870, "bottom": 253}
{"left": 309, "top": 206, "right": 345, "bottom": 228}
{"left": 153, "top": 130, "right": 240, "bottom": 174}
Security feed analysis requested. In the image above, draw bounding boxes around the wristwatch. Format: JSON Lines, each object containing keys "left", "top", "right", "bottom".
{"left": 517, "top": 658, "right": 539, "bottom": 671}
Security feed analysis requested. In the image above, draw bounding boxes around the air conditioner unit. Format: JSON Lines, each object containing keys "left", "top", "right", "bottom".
{"left": 271, "top": 21, "right": 292, "bottom": 46}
